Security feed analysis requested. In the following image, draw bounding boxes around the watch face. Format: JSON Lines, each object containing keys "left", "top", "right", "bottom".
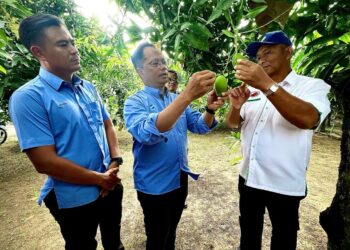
{"left": 116, "top": 158, "right": 123, "bottom": 165}
{"left": 270, "top": 84, "right": 279, "bottom": 92}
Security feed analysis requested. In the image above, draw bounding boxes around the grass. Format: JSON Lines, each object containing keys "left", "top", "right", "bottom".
{"left": 0, "top": 130, "right": 340, "bottom": 249}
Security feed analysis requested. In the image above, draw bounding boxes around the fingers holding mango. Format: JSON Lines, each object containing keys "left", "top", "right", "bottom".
{"left": 185, "top": 70, "right": 216, "bottom": 100}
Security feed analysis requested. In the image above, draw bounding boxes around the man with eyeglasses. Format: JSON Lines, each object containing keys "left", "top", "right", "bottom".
{"left": 165, "top": 69, "right": 179, "bottom": 94}
{"left": 124, "top": 42, "right": 224, "bottom": 250}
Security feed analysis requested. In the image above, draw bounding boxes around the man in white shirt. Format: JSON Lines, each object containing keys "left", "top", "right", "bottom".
{"left": 226, "top": 31, "right": 331, "bottom": 250}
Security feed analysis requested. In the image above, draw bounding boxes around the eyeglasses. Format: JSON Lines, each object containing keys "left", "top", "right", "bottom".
{"left": 169, "top": 78, "right": 178, "bottom": 83}
{"left": 147, "top": 59, "right": 167, "bottom": 68}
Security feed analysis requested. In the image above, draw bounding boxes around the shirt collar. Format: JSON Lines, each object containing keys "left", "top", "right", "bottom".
{"left": 143, "top": 85, "right": 168, "bottom": 98}
{"left": 39, "top": 67, "right": 83, "bottom": 91}
{"left": 281, "top": 70, "right": 298, "bottom": 86}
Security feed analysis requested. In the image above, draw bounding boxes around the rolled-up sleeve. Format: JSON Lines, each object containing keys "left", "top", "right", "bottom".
{"left": 185, "top": 106, "right": 217, "bottom": 134}
{"left": 124, "top": 96, "right": 169, "bottom": 145}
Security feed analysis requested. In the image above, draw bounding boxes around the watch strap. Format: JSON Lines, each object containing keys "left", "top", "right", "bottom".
{"left": 205, "top": 106, "right": 215, "bottom": 115}
{"left": 110, "top": 157, "right": 123, "bottom": 165}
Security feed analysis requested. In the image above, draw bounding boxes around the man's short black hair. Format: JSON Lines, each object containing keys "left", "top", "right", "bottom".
{"left": 19, "top": 14, "right": 64, "bottom": 51}
{"left": 168, "top": 69, "right": 178, "bottom": 78}
{"left": 131, "top": 42, "right": 155, "bottom": 69}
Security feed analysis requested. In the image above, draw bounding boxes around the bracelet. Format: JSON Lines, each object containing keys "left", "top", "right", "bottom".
{"left": 205, "top": 106, "right": 215, "bottom": 115}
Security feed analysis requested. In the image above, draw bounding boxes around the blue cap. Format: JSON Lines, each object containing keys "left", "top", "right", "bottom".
{"left": 246, "top": 30, "right": 292, "bottom": 58}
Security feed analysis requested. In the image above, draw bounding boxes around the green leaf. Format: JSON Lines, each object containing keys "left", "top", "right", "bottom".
{"left": 174, "top": 34, "right": 181, "bottom": 59}
{"left": 222, "top": 29, "right": 235, "bottom": 38}
{"left": 317, "top": 51, "right": 349, "bottom": 79}
{"left": 339, "top": 31, "right": 350, "bottom": 44}
{"left": 0, "top": 65, "right": 6, "bottom": 74}
{"left": 292, "top": 50, "right": 305, "bottom": 70}
{"left": 0, "top": 29, "right": 8, "bottom": 42}
{"left": 297, "top": 45, "right": 339, "bottom": 70}
{"left": 223, "top": 10, "right": 234, "bottom": 27}
{"left": 207, "top": 0, "right": 234, "bottom": 24}
{"left": 301, "top": 45, "right": 348, "bottom": 75}
{"left": 163, "top": 27, "right": 177, "bottom": 40}
{"left": 195, "top": 0, "right": 207, "bottom": 5}
{"left": 230, "top": 155, "right": 242, "bottom": 165}
{"left": 232, "top": 53, "right": 246, "bottom": 66}
{"left": 251, "top": 0, "right": 267, "bottom": 3}
{"left": 305, "top": 35, "right": 337, "bottom": 54}
{"left": 247, "top": 5, "right": 268, "bottom": 19}
{"left": 180, "top": 22, "right": 192, "bottom": 31}
{"left": 0, "top": 50, "right": 12, "bottom": 60}
{"left": 190, "top": 23, "right": 212, "bottom": 38}
{"left": 183, "top": 32, "right": 209, "bottom": 51}
{"left": 15, "top": 43, "right": 26, "bottom": 54}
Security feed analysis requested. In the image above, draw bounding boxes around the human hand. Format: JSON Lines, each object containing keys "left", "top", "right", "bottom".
{"left": 183, "top": 70, "right": 216, "bottom": 101}
{"left": 206, "top": 90, "right": 225, "bottom": 111}
{"left": 234, "top": 60, "right": 276, "bottom": 91}
{"left": 228, "top": 83, "right": 250, "bottom": 110}
{"left": 98, "top": 168, "right": 121, "bottom": 192}
{"left": 100, "top": 162, "right": 121, "bottom": 197}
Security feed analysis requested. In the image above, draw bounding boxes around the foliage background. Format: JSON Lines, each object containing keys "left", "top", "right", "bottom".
{"left": 0, "top": 0, "right": 140, "bottom": 126}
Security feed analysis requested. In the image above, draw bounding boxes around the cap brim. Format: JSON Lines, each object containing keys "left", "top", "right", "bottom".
{"left": 246, "top": 41, "right": 279, "bottom": 58}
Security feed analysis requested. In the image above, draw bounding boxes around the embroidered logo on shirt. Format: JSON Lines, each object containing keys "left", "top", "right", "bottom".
{"left": 247, "top": 91, "right": 261, "bottom": 102}
{"left": 57, "top": 102, "right": 68, "bottom": 108}
{"left": 149, "top": 104, "right": 156, "bottom": 111}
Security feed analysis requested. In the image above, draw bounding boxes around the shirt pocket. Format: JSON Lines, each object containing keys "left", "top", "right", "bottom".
{"left": 88, "top": 101, "right": 104, "bottom": 125}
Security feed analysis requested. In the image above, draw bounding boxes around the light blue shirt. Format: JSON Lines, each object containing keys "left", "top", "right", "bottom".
{"left": 124, "top": 86, "right": 217, "bottom": 195}
{"left": 9, "top": 68, "right": 111, "bottom": 209}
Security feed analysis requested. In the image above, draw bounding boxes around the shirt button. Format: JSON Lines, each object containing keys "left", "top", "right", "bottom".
{"left": 255, "top": 132, "right": 258, "bottom": 135}
{"left": 260, "top": 120, "right": 264, "bottom": 122}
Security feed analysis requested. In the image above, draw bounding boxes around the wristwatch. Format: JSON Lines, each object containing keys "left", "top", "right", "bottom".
{"left": 264, "top": 83, "right": 280, "bottom": 97}
{"left": 205, "top": 106, "right": 215, "bottom": 115}
{"left": 110, "top": 157, "right": 123, "bottom": 165}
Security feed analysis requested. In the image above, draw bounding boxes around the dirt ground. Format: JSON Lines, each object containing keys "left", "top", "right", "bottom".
{"left": 0, "top": 129, "right": 340, "bottom": 250}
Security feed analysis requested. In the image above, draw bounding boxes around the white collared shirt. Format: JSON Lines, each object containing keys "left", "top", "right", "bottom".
{"left": 239, "top": 70, "right": 331, "bottom": 196}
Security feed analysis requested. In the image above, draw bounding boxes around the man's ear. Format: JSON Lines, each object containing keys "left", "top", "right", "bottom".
{"left": 286, "top": 46, "right": 293, "bottom": 60}
{"left": 30, "top": 45, "right": 45, "bottom": 61}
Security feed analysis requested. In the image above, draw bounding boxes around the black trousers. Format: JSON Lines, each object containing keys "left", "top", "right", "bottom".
{"left": 238, "top": 176, "right": 305, "bottom": 250}
{"left": 44, "top": 184, "right": 124, "bottom": 250}
{"left": 137, "top": 171, "right": 188, "bottom": 250}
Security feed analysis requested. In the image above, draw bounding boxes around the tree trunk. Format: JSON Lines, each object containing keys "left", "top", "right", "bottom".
{"left": 320, "top": 83, "right": 350, "bottom": 249}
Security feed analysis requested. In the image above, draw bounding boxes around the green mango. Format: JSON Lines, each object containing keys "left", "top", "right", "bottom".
{"left": 214, "top": 75, "right": 228, "bottom": 96}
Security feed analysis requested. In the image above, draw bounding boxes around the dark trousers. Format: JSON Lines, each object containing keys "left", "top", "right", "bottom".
{"left": 137, "top": 171, "right": 188, "bottom": 250}
{"left": 44, "top": 184, "right": 124, "bottom": 250}
{"left": 238, "top": 176, "right": 305, "bottom": 250}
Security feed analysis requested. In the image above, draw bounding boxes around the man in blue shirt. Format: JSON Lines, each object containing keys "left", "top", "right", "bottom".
{"left": 124, "top": 42, "right": 224, "bottom": 250}
{"left": 9, "top": 14, "right": 124, "bottom": 250}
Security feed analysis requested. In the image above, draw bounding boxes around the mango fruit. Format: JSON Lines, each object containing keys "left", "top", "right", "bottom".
{"left": 214, "top": 75, "right": 228, "bottom": 96}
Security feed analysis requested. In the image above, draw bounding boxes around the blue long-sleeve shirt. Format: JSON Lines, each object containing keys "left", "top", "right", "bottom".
{"left": 9, "top": 68, "right": 111, "bottom": 209}
{"left": 124, "top": 86, "right": 217, "bottom": 195}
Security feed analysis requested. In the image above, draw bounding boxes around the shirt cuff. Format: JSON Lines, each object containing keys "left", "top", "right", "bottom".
{"left": 144, "top": 113, "right": 170, "bottom": 141}
{"left": 199, "top": 114, "right": 218, "bottom": 132}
